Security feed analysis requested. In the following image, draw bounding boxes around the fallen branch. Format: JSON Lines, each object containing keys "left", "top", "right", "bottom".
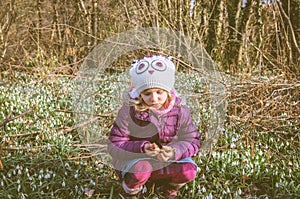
{"left": 0, "top": 131, "right": 40, "bottom": 138}
{"left": 54, "top": 109, "right": 114, "bottom": 117}
{"left": 0, "top": 109, "right": 33, "bottom": 129}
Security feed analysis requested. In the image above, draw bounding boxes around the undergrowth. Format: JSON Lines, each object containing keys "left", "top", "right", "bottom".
{"left": 0, "top": 72, "right": 299, "bottom": 198}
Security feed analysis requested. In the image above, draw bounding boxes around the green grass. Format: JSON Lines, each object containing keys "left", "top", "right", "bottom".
{"left": 0, "top": 72, "right": 299, "bottom": 198}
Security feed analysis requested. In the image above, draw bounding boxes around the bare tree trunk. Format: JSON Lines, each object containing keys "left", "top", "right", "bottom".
{"left": 279, "top": 0, "right": 300, "bottom": 70}
{"left": 92, "top": 0, "right": 98, "bottom": 46}
{"left": 0, "top": 1, "right": 16, "bottom": 62}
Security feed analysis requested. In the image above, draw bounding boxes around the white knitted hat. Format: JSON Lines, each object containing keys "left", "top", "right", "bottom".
{"left": 129, "top": 55, "right": 176, "bottom": 98}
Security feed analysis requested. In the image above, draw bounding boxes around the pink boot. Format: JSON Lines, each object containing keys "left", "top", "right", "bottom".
{"left": 162, "top": 182, "right": 185, "bottom": 199}
{"left": 120, "top": 181, "right": 142, "bottom": 199}
{"left": 120, "top": 190, "right": 140, "bottom": 199}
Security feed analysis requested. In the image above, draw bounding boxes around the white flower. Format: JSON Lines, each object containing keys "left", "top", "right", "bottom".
{"left": 21, "top": 193, "right": 27, "bottom": 199}
{"left": 205, "top": 193, "right": 213, "bottom": 199}
{"left": 65, "top": 163, "right": 70, "bottom": 168}
{"left": 232, "top": 161, "right": 238, "bottom": 166}
{"left": 44, "top": 174, "right": 51, "bottom": 179}
{"left": 237, "top": 188, "right": 242, "bottom": 195}
{"left": 206, "top": 166, "right": 210, "bottom": 172}
{"left": 98, "top": 164, "right": 104, "bottom": 169}
{"left": 90, "top": 180, "right": 95, "bottom": 186}
{"left": 62, "top": 181, "right": 66, "bottom": 187}
{"left": 227, "top": 187, "right": 230, "bottom": 193}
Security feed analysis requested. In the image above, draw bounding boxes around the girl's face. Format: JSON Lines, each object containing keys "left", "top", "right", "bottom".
{"left": 140, "top": 88, "right": 169, "bottom": 110}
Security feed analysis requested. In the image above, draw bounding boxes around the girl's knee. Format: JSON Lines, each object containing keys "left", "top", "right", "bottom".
{"left": 131, "top": 160, "right": 152, "bottom": 173}
{"left": 124, "top": 160, "right": 152, "bottom": 189}
{"left": 173, "top": 163, "right": 197, "bottom": 183}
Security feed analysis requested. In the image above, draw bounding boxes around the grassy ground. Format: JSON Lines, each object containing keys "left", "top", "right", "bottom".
{"left": 0, "top": 72, "right": 299, "bottom": 198}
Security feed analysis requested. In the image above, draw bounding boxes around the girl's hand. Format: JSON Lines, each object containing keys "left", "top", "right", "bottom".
{"left": 144, "top": 143, "right": 160, "bottom": 157}
{"left": 157, "top": 146, "right": 175, "bottom": 162}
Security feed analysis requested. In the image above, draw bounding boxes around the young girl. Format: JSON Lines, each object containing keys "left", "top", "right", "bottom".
{"left": 107, "top": 55, "right": 200, "bottom": 199}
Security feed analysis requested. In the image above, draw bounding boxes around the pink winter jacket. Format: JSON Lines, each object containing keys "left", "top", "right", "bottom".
{"left": 107, "top": 97, "right": 200, "bottom": 171}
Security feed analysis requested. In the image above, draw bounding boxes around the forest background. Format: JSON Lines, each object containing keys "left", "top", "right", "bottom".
{"left": 0, "top": 0, "right": 299, "bottom": 198}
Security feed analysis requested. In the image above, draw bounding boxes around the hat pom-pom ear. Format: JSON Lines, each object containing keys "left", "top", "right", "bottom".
{"left": 130, "top": 60, "right": 138, "bottom": 76}
{"left": 131, "top": 60, "right": 138, "bottom": 67}
{"left": 166, "top": 55, "right": 172, "bottom": 61}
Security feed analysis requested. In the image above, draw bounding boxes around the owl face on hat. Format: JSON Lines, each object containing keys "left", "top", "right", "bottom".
{"left": 129, "top": 55, "right": 176, "bottom": 98}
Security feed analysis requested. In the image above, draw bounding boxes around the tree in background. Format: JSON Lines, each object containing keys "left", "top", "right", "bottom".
{"left": 0, "top": 0, "right": 299, "bottom": 76}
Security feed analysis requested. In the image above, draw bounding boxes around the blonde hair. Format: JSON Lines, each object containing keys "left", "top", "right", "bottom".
{"left": 130, "top": 90, "right": 173, "bottom": 112}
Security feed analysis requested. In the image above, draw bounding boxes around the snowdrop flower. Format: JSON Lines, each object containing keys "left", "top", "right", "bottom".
{"left": 98, "top": 164, "right": 104, "bottom": 169}
{"left": 65, "top": 163, "right": 70, "bottom": 168}
{"left": 237, "top": 188, "right": 242, "bottom": 195}
{"left": 206, "top": 166, "right": 210, "bottom": 172}
{"left": 44, "top": 173, "right": 51, "bottom": 179}
{"left": 205, "top": 193, "right": 213, "bottom": 199}
{"left": 21, "top": 193, "right": 27, "bottom": 199}
{"left": 90, "top": 180, "right": 95, "bottom": 186}
{"left": 232, "top": 161, "right": 238, "bottom": 166}
{"left": 227, "top": 187, "right": 231, "bottom": 194}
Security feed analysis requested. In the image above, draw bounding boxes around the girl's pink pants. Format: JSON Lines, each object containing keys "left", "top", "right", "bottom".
{"left": 118, "top": 160, "right": 197, "bottom": 189}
